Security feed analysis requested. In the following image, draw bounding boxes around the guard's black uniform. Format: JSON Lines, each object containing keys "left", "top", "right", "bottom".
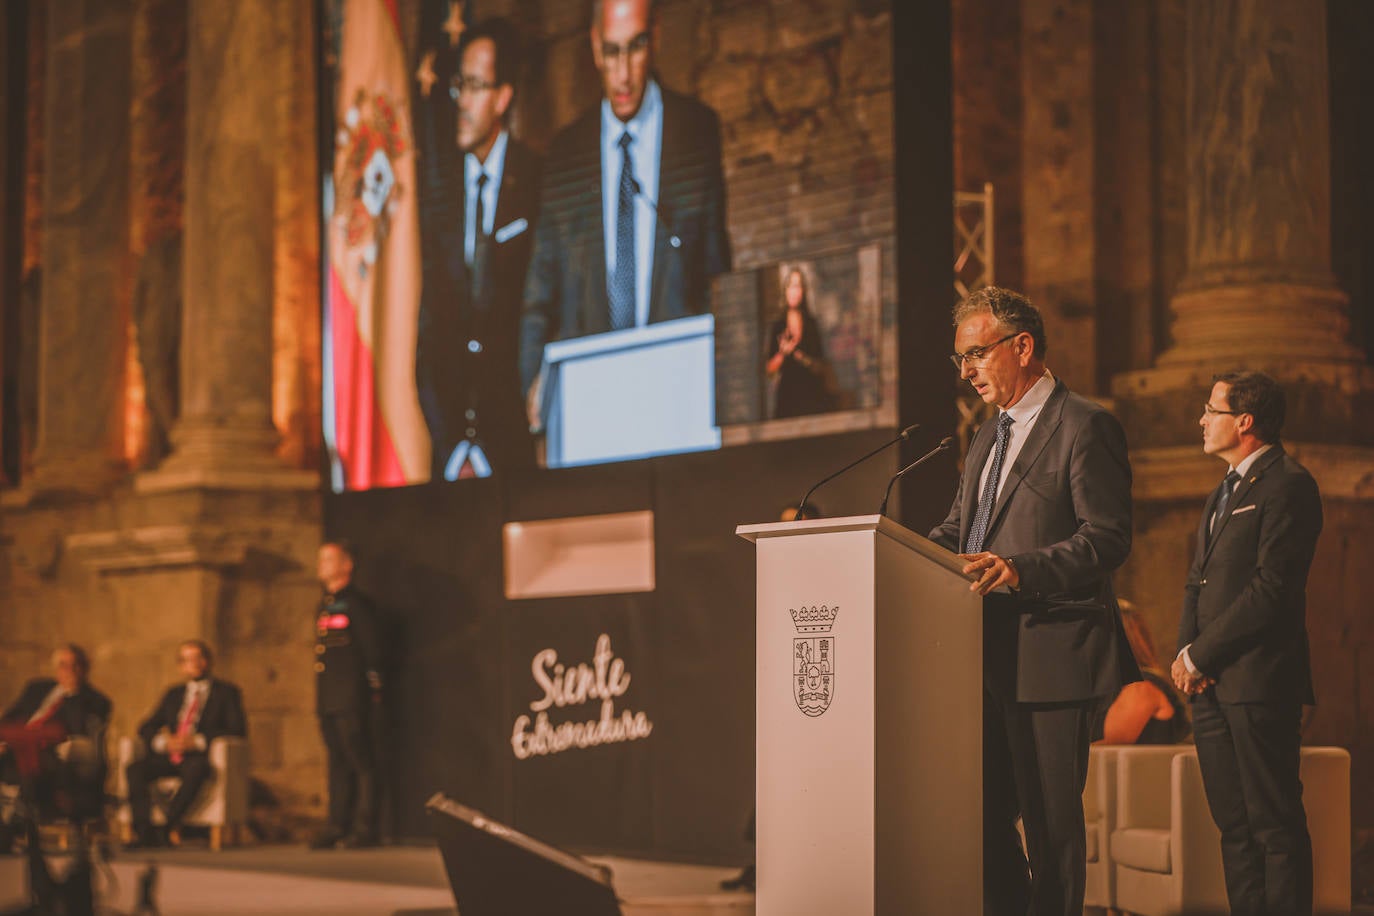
{"left": 315, "top": 583, "right": 382, "bottom": 841}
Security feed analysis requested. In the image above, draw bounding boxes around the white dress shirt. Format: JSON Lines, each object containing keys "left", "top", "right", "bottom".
{"left": 152, "top": 678, "right": 212, "bottom": 754}
{"left": 975, "top": 369, "right": 1057, "bottom": 501}
{"left": 601, "top": 79, "right": 663, "bottom": 328}
{"left": 27, "top": 683, "right": 69, "bottom": 725}
{"left": 464, "top": 129, "right": 509, "bottom": 266}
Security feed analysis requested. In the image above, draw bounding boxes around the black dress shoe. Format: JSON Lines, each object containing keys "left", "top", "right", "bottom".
{"left": 719, "top": 864, "right": 755, "bottom": 892}
{"left": 339, "top": 832, "right": 379, "bottom": 849}
{"left": 308, "top": 829, "right": 345, "bottom": 850}
{"left": 125, "top": 827, "right": 168, "bottom": 850}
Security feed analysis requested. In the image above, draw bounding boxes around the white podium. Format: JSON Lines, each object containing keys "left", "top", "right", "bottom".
{"left": 540, "top": 313, "right": 720, "bottom": 468}
{"left": 735, "top": 514, "right": 984, "bottom": 915}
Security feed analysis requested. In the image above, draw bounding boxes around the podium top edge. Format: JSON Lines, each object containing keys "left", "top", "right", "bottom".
{"left": 736, "top": 514, "right": 970, "bottom": 578}
{"left": 543, "top": 313, "right": 714, "bottom": 364}
{"left": 735, "top": 513, "right": 886, "bottom": 540}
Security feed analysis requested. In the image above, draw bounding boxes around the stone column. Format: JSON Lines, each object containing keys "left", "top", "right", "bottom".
{"left": 29, "top": 0, "right": 135, "bottom": 494}
{"left": 1020, "top": 0, "right": 1097, "bottom": 391}
{"left": 127, "top": 0, "right": 187, "bottom": 469}
{"left": 1158, "top": 0, "right": 1361, "bottom": 368}
{"left": 143, "top": 0, "right": 313, "bottom": 490}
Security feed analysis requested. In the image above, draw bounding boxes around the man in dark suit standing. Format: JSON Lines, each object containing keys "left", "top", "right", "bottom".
{"left": 0, "top": 644, "right": 112, "bottom": 851}
{"left": 311, "top": 541, "right": 383, "bottom": 849}
{"left": 416, "top": 18, "right": 542, "bottom": 480}
{"left": 125, "top": 640, "right": 246, "bottom": 848}
{"left": 518, "top": 0, "right": 731, "bottom": 424}
{"left": 928, "top": 287, "right": 1136, "bottom": 916}
{"left": 1172, "top": 371, "right": 1321, "bottom": 916}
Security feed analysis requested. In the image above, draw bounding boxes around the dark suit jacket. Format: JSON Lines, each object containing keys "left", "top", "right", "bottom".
{"left": 417, "top": 137, "right": 543, "bottom": 475}
{"left": 316, "top": 584, "right": 383, "bottom": 716}
{"left": 1176, "top": 446, "right": 1320, "bottom": 704}
{"left": 2, "top": 679, "right": 112, "bottom": 743}
{"left": 930, "top": 380, "right": 1138, "bottom": 703}
{"left": 518, "top": 85, "right": 732, "bottom": 391}
{"left": 137, "top": 678, "right": 246, "bottom": 751}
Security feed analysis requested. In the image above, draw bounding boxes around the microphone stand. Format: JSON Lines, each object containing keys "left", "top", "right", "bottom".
{"left": 796, "top": 424, "right": 920, "bottom": 518}
{"left": 878, "top": 437, "right": 954, "bottom": 517}
{"left": 629, "top": 177, "right": 681, "bottom": 249}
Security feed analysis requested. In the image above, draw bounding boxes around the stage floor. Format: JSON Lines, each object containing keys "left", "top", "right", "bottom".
{"left": 0, "top": 844, "right": 755, "bottom": 915}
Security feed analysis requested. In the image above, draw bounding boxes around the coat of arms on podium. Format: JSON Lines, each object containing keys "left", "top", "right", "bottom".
{"left": 791, "top": 605, "right": 838, "bottom": 717}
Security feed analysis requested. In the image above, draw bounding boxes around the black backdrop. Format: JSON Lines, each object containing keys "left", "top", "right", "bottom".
{"left": 324, "top": 427, "right": 962, "bottom": 859}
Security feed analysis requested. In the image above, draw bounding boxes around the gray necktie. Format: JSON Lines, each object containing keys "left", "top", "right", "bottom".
{"left": 609, "top": 131, "right": 636, "bottom": 330}
{"left": 965, "top": 412, "right": 1015, "bottom": 554}
{"left": 1209, "top": 470, "right": 1241, "bottom": 538}
{"left": 471, "top": 172, "right": 490, "bottom": 309}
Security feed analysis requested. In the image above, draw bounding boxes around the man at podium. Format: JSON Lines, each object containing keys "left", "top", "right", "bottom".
{"left": 929, "top": 286, "right": 1137, "bottom": 916}
{"left": 517, "top": 0, "right": 732, "bottom": 425}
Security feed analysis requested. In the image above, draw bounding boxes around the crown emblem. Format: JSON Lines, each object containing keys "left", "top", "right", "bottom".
{"left": 790, "top": 605, "right": 839, "bottom": 634}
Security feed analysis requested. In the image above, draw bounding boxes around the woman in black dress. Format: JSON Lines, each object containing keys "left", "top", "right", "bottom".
{"left": 764, "top": 269, "right": 833, "bottom": 419}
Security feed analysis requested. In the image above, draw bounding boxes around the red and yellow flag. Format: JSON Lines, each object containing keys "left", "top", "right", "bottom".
{"left": 326, "top": 0, "right": 430, "bottom": 489}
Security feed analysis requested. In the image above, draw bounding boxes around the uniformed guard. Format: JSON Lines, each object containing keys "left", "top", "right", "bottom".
{"left": 310, "top": 541, "right": 382, "bottom": 849}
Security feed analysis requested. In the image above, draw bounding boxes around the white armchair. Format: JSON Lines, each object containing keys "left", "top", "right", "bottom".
{"left": 1083, "top": 745, "right": 1118, "bottom": 912}
{"left": 1111, "top": 745, "right": 1226, "bottom": 916}
{"left": 1111, "top": 745, "right": 1351, "bottom": 916}
{"left": 115, "top": 734, "right": 250, "bottom": 851}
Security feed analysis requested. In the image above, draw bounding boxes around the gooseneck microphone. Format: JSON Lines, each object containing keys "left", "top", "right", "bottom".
{"left": 795, "top": 424, "right": 920, "bottom": 518}
{"left": 628, "top": 177, "right": 681, "bottom": 249}
{"left": 878, "top": 436, "right": 954, "bottom": 517}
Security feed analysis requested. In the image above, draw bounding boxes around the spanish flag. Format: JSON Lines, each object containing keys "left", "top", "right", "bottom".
{"left": 325, "top": 0, "right": 430, "bottom": 490}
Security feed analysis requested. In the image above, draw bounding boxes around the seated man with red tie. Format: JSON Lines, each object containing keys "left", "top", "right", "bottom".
{"left": 125, "top": 640, "right": 246, "bottom": 849}
{"left": 0, "top": 644, "right": 113, "bottom": 853}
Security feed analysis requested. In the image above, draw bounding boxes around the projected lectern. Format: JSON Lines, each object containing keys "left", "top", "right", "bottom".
{"left": 735, "top": 514, "right": 984, "bottom": 915}
{"left": 540, "top": 313, "right": 720, "bottom": 468}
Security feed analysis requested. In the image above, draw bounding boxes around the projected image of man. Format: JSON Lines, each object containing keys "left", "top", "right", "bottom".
{"left": 416, "top": 18, "right": 542, "bottom": 480}
{"left": 518, "top": 0, "right": 732, "bottom": 428}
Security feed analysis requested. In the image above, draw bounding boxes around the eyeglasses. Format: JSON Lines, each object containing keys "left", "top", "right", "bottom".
{"left": 449, "top": 75, "right": 501, "bottom": 101}
{"left": 600, "top": 31, "right": 651, "bottom": 64}
{"left": 949, "top": 333, "right": 1019, "bottom": 369}
{"left": 1202, "top": 403, "right": 1241, "bottom": 416}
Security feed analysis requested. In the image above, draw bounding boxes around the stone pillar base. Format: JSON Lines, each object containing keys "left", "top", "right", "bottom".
{"left": 1157, "top": 281, "right": 1362, "bottom": 368}
{"left": 1112, "top": 360, "right": 1374, "bottom": 454}
{"left": 24, "top": 453, "right": 130, "bottom": 499}
{"left": 138, "top": 420, "right": 318, "bottom": 493}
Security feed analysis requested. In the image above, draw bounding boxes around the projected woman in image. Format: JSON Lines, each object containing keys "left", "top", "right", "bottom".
{"left": 765, "top": 268, "right": 834, "bottom": 419}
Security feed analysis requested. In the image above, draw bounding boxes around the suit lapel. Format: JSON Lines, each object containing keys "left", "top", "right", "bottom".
{"left": 960, "top": 418, "right": 997, "bottom": 550}
{"left": 978, "top": 381, "right": 1068, "bottom": 547}
{"left": 1195, "top": 484, "right": 1221, "bottom": 566}
{"left": 492, "top": 150, "right": 519, "bottom": 239}
{"left": 1200, "top": 446, "right": 1283, "bottom": 568}
{"left": 585, "top": 125, "right": 609, "bottom": 333}
{"left": 648, "top": 91, "right": 680, "bottom": 323}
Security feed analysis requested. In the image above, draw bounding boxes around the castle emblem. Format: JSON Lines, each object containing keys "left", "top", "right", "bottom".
{"left": 791, "top": 605, "right": 838, "bottom": 717}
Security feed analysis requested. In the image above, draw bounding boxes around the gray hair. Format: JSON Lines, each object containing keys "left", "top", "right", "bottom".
{"left": 953, "top": 286, "right": 1048, "bottom": 360}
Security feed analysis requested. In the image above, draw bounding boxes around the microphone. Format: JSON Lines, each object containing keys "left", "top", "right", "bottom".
{"left": 878, "top": 436, "right": 954, "bottom": 517}
{"left": 796, "top": 424, "right": 920, "bottom": 518}
{"left": 628, "top": 177, "right": 681, "bottom": 249}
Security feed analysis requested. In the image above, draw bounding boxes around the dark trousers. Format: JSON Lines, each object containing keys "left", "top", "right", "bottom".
{"left": 126, "top": 752, "right": 212, "bottom": 832}
{"left": 319, "top": 710, "right": 376, "bottom": 837}
{"left": 1193, "top": 694, "right": 1312, "bottom": 916}
{"left": 983, "top": 688, "right": 1094, "bottom": 916}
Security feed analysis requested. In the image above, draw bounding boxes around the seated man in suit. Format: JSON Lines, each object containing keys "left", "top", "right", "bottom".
{"left": 0, "top": 644, "right": 112, "bottom": 852}
{"left": 125, "top": 640, "right": 246, "bottom": 848}
{"left": 518, "top": 0, "right": 731, "bottom": 429}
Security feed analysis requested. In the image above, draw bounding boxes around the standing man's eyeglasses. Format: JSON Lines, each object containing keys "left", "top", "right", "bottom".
{"left": 449, "top": 76, "right": 501, "bottom": 101}
{"left": 950, "top": 333, "right": 1020, "bottom": 370}
{"left": 1202, "top": 403, "right": 1242, "bottom": 416}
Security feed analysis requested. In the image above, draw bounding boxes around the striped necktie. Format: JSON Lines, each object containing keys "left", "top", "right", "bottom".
{"left": 609, "top": 131, "right": 636, "bottom": 330}
{"left": 965, "top": 412, "right": 1015, "bottom": 554}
